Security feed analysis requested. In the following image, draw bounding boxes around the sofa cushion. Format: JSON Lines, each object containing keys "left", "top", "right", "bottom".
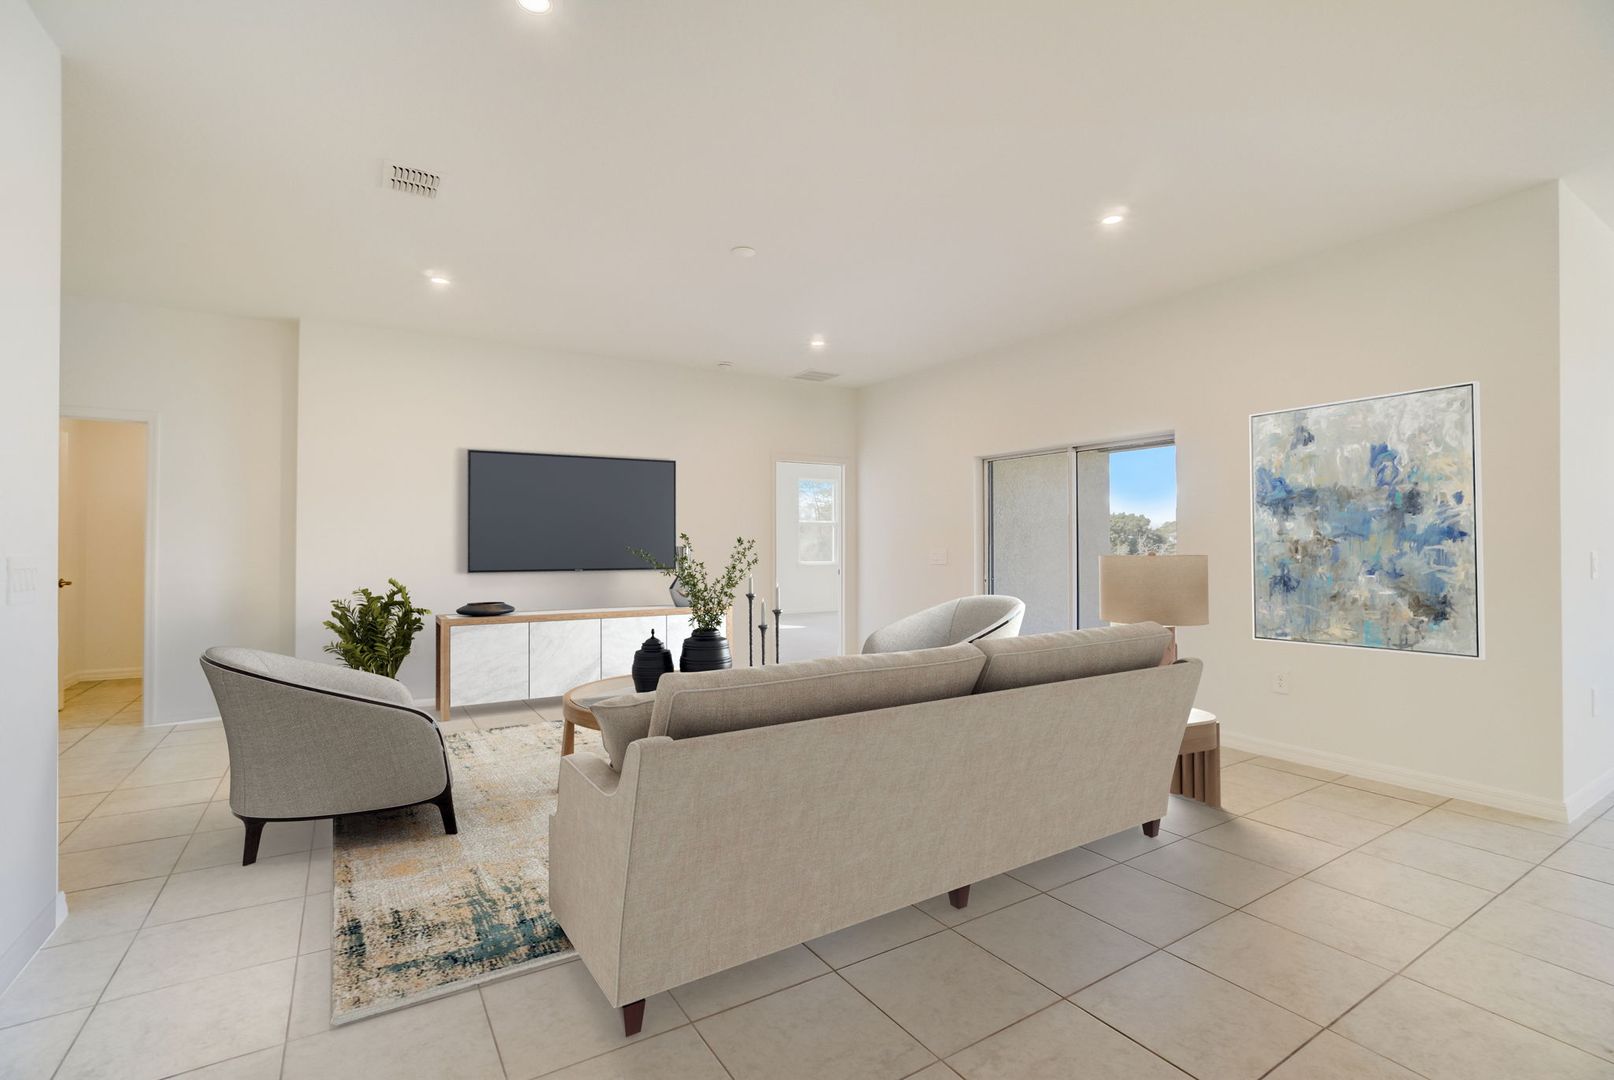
{"left": 972, "top": 622, "right": 1171, "bottom": 694}
{"left": 590, "top": 691, "right": 656, "bottom": 771}
{"left": 648, "top": 643, "right": 986, "bottom": 742}
{"left": 204, "top": 646, "right": 416, "bottom": 707}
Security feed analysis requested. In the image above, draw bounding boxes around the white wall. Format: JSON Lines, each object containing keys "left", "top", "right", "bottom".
{"left": 775, "top": 461, "right": 843, "bottom": 614}
{"left": 59, "top": 419, "right": 147, "bottom": 682}
{"left": 295, "top": 320, "right": 858, "bottom": 700}
{"left": 0, "top": 0, "right": 62, "bottom": 991}
{"left": 60, "top": 297, "right": 298, "bottom": 723}
{"left": 1557, "top": 181, "right": 1614, "bottom": 816}
{"left": 859, "top": 186, "right": 1569, "bottom": 813}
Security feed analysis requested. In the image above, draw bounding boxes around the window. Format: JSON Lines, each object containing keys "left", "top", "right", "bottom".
{"left": 986, "top": 440, "right": 1176, "bottom": 631}
{"left": 797, "top": 478, "right": 837, "bottom": 564}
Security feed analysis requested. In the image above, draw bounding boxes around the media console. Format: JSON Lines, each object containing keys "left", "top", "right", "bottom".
{"left": 434, "top": 606, "right": 699, "bottom": 722}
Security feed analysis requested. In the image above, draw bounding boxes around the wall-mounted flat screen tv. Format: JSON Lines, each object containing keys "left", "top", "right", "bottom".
{"left": 467, "top": 450, "right": 676, "bottom": 572}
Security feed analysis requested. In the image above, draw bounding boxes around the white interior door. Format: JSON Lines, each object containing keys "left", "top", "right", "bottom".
{"left": 772, "top": 461, "right": 844, "bottom": 662}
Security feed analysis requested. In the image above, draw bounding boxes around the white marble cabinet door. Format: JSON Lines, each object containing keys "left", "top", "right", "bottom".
{"left": 530, "top": 618, "right": 603, "bottom": 699}
{"left": 449, "top": 623, "right": 530, "bottom": 706}
{"left": 601, "top": 616, "right": 667, "bottom": 679}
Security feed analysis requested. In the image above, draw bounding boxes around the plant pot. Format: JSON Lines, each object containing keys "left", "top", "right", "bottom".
{"left": 679, "top": 628, "right": 732, "bottom": 673}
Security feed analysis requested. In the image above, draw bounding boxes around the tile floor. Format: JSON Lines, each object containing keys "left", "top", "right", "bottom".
{"left": 7, "top": 682, "right": 1614, "bottom": 1078}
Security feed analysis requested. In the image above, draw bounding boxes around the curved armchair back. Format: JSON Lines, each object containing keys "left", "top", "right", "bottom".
{"left": 861, "top": 595, "right": 1025, "bottom": 654}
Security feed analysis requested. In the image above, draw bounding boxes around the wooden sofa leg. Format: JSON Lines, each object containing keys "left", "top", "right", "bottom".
{"left": 241, "top": 818, "right": 265, "bottom": 866}
{"left": 432, "top": 787, "right": 459, "bottom": 835}
{"left": 622, "top": 999, "right": 645, "bottom": 1037}
{"left": 1142, "top": 819, "right": 1161, "bottom": 838}
{"left": 948, "top": 885, "right": 971, "bottom": 909}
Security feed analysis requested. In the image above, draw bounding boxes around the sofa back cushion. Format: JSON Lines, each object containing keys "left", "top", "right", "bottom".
{"left": 648, "top": 643, "right": 986, "bottom": 742}
{"left": 973, "top": 622, "right": 1170, "bottom": 694}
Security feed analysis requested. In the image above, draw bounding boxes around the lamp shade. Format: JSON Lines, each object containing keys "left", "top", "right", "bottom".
{"left": 1100, "top": 554, "right": 1209, "bottom": 627}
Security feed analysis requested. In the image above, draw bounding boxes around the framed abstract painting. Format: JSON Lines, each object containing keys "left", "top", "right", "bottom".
{"left": 1251, "top": 383, "right": 1480, "bottom": 657}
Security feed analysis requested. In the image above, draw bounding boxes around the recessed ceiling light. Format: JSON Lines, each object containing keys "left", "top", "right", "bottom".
{"left": 1099, "top": 211, "right": 1127, "bottom": 226}
{"left": 517, "top": 0, "right": 553, "bottom": 13}
{"left": 730, "top": 245, "right": 756, "bottom": 258}
{"left": 808, "top": 335, "right": 827, "bottom": 351}
{"left": 427, "top": 273, "right": 452, "bottom": 287}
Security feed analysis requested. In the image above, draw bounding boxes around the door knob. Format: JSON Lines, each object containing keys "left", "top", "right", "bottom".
{"left": 58, "top": 578, "right": 72, "bottom": 588}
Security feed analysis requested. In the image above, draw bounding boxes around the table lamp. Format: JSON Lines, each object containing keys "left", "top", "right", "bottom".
{"left": 1100, "top": 554, "right": 1209, "bottom": 665}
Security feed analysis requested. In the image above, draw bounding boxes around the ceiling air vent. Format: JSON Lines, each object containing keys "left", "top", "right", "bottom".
{"left": 382, "top": 162, "right": 442, "bottom": 199}
{"left": 792, "top": 370, "right": 840, "bottom": 382}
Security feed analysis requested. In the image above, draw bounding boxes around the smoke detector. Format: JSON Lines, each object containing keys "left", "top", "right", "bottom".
{"left": 382, "top": 162, "right": 442, "bottom": 199}
{"left": 792, "top": 370, "right": 840, "bottom": 382}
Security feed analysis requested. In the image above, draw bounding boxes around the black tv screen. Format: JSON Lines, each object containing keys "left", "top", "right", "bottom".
{"left": 467, "top": 451, "right": 676, "bottom": 572}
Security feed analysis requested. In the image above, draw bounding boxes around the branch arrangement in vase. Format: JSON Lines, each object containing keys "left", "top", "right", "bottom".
{"left": 323, "top": 578, "right": 430, "bottom": 678}
{"left": 633, "top": 533, "right": 758, "bottom": 631}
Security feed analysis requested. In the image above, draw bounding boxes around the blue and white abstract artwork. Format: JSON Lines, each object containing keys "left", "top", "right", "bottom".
{"left": 1252, "top": 384, "right": 1479, "bottom": 656}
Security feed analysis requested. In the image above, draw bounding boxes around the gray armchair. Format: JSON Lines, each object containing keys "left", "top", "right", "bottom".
{"left": 200, "top": 647, "right": 456, "bottom": 865}
{"left": 861, "top": 595, "right": 1026, "bottom": 654}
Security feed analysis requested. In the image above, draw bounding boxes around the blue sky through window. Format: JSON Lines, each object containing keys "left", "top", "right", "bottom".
{"left": 1108, "top": 444, "right": 1176, "bottom": 526}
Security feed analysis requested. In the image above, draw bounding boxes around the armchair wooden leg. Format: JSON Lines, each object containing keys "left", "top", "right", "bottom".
{"left": 241, "top": 818, "right": 266, "bottom": 866}
{"left": 1142, "top": 819, "right": 1161, "bottom": 838}
{"left": 622, "top": 999, "right": 645, "bottom": 1037}
{"left": 431, "top": 787, "right": 459, "bottom": 835}
{"left": 949, "top": 885, "right": 971, "bottom": 909}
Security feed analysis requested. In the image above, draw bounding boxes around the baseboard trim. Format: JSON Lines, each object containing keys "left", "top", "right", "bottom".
{"left": 1565, "top": 763, "right": 1614, "bottom": 823}
{"left": 0, "top": 893, "right": 64, "bottom": 995}
{"left": 1221, "top": 730, "right": 1571, "bottom": 823}
{"left": 63, "top": 666, "right": 142, "bottom": 687}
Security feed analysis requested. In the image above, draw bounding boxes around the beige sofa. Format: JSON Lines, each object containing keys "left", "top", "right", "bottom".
{"left": 548, "top": 621, "right": 1199, "bottom": 1034}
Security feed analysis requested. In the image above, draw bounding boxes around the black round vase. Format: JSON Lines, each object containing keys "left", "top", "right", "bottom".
{"left": 679, "top": 628, "right": 733, "bottom": 673}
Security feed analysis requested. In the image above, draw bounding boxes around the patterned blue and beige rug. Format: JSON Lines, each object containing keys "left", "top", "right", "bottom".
{"left": 330, "top": 718, "right": 595, "bottom": 1024}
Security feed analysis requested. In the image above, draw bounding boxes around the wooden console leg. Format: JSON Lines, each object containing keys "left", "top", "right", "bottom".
{"left": 948, "top": 885, "right": 971, "bottom": 909}
{"left": 1142, "top": 819, "right": 1161, "bottom": 838}
{"left": 622, "top": 999, "right": 646, "bottom": 1037}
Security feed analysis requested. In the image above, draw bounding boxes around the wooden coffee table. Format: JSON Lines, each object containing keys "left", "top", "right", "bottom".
{"left": 1173, "top": 708, "right": 1221, "bottom": 808}
{"left": 560, "top": 675, "right": 635, "bottom": 757}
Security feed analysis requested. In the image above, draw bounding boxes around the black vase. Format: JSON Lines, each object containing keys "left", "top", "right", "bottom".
{"left": 631, "top": 630, "right": 675, "bottom": 693}
{"left": 679, "top": 627, "right": 732, "bottom": 673}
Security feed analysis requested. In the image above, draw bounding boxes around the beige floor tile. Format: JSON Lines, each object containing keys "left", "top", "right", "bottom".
{"left": 955, "top": 894, "right": 1152, "bottom": 996}
{"left": 307, "top": 851, "right": 334, "bottom": 893}
{"left": 57, "top": 746, "right": 153, "bottom": 771}
{"left": 806, "top": 907, "right": 945, "bottom": 969}
{"left": 58, "top": 836, "right": 187, "bottom": 892}
{"left": 118, "top": 745, "right": 230, "bottom": 789}
{"left": 57, "top": 700, "right": 131, "bottom": 726}
{"left": 0, "top": 1008, "right": 90, "bottom": 1080}
{"left": 914, "top": 874, "right": 1037, "bottom": 927}
{"left": 1265, "top": 1031, "right": 1422, "bottom": 1079}
{"left": 1167, "top": 911, "right": 1390, "bottom": 1024}
{"left": 56, "top": 959, "right": 294, "bottom": 1080}
{"left": 1160, "top": 794, "right": 1235, "bottom": 837}
{"left": 670, "top": 944, "right": 829, "bottom": 1020}
{"left": 287, "top": 950, "right": 332, "bottom": 1040}
{"left": 175, "top": 821, "right": 315, "bottom": 872}
{"left": 146, "top": 851, "right": 310, "bottom": 925}
{"left": 543, "top": 1025, "right": 731, "bottom": 1080}
{"left": 1052, "top": 864, "right": 1231, "bottom": 947}
{"left": 1462, "top": 895, "right": 1614, "bottom": 984}
{"left": 1307, "top": 851, "right": 1493, "bottom": 927}
{"left": 311, "top": 818, "right": 333, "bottom": 850}
{"left": 695, "top": 973, "right": 932, "bottom": 1080}
{"left": 1074, "top": 951, "right": 1318, "bottom": 1080}
{"left": 1442, "top": 798, "right": 1578, "bottom": 837}
{"left": 841, "top": 932, "right": 1057, "bottom": 1057}
{"left": 281, "top": 987, "right": 502, "bottom": 1080}
{"left": 1219, "top": 748, "right": 1257, "bottom": 766}
{"left": 1336, "top": 976, "right": 1614, "bottom": 1080}
{"left": 1082, "top": 825, "right": 1179, "bottom": 862}
{"left": 1358, "top": 828, "right": 1532, "bottom": 891}
{"left": 168, "top": 1046, "right": 284, "bottom": 1079}
{"left": 1192, "top": 819, "right": 1349, "bottom": 874}
{"left": 58, "top": 764, "right": 138, "bottom": 798}
{"left": 1004, "top": 846, "right": 1113, "bottom": 891}
{"left": 1333, "top": 775, "right": 1448, "bottom": 807}
{"left": 947, "top": 1001, "right": 1188, "bottom": 1080}
{"left": 1545, "top": 840, "right": 1614, "bottom": 885}
{"left": 51, "top": 879, "right": 165, "bottom": 946}
{"left": 58, "top": 803, "right": 206, "bottom": 853}
{"left": 1219, "top": 763, "right": 1325, "bottom": 815}
{"left": 59, "top": 821, "right": 77, "bottom": 843}
{"left": 198, "top": 801, "right": 240, "bottom": 831}
{"left": 1247, "top": 798, "right": 1394, "bottom": 847}
{"left": 1245, "top": 756, "right": 1345, "bottom": 781}
{"left": 1245, "top": 879, "right": 1446, "bottom": 970}
{"left": 1407, "top": 931, "right": 1614, "bottom": 1062}
{"left": 299, "top": 892, "right": 333, "bottom": 955}
{"left": 1580, "top": 819, "right": 1614, "bottom": 849}
{"left": 1403, "top": 808, "right": 1563, "bottom": 862}
{"left": 58, "top": 729, "right": 90, "bottom": 751}
{"left": 1128, "top": 839, "right": 1294, "bottom": 907}
{"left": 1291, "top": 784, "right": 1433, "bottom": 826}
{"left": 90, "top": 778, "right": 221, "bottom": 817}
{"left": 481, "top": 959, "right": 685, "bottom": 1078}
{"left": 160, "top": 728, "right": 229, "bottom": 750}
{"left": 105, "top": 897, "right": 304, "bottom": 1000}
{"left": 1507, "top": 866, "right": 1614, "bottom": 928}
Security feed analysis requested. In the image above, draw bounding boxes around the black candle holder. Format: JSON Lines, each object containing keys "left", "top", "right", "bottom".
{"left": 772, "top": 607, "right": 783, "bottom": 664}
{"left": 757, "top": 621, "right": 769, "bottom": 666}
{"left": 745, "top": 592, "right": 756, "bottom": 667}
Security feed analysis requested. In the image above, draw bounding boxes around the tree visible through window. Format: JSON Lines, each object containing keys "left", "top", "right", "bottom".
{"left": 798, "top": 478, "right": 836, "bottom": 564}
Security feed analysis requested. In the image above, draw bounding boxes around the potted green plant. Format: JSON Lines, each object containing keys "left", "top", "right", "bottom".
{"left": 634, "top": 533, "right": 758, "bottom": 672}
{"left": 323, "top": 578, "right": 431, "bottom": 679}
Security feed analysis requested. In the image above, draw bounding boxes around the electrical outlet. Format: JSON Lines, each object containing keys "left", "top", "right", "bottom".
{"left": 928, "top": 548, "right": 948, "bottom": 566}
{"left": 1272, "top": 671, "right": 1291, "bottom": 695}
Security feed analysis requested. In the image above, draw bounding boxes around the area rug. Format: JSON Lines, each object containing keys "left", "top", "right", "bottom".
{"left": 330, "top": 717, "right": 601, "bottom": 1024}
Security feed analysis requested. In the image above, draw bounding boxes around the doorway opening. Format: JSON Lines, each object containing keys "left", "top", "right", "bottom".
{"left": 773, "top": 461, "right": 845, "bottom": 661}
{"left": 58, "top": 416, "right": 150, "bottom": 721}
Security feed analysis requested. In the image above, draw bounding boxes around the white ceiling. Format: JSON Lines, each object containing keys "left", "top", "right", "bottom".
{"left": 32, "top": 0, "right": 1614, "bottom": 385}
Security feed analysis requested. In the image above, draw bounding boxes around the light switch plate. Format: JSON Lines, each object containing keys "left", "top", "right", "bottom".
{"left": 6, "top": 557, "right": 40, "bottom": 606}
{"left": 928, "top": 548, "right": 948, "bottom": 565}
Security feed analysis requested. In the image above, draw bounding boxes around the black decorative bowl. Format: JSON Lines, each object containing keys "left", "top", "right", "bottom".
{"left": 456, "top": 602, "right": 515, "bottom": 617}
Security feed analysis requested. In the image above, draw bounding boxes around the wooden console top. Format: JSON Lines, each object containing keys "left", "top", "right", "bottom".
{"left": 435, "top": 605, "right": 695, "bottom": 628}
